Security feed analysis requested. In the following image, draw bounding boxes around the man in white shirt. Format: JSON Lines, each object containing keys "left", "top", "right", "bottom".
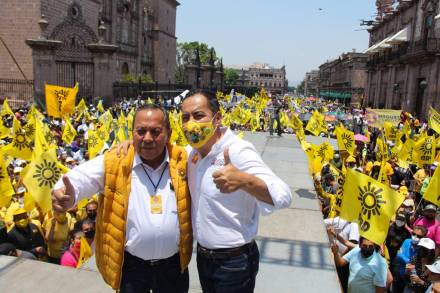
{"left": 52, "top": 104, "right": 192, "bottom": 293}
{"left": 180, "top": 90, "right": 292, "bottom": 292}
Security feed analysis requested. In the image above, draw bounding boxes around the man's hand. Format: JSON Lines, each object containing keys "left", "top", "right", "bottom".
{"left": 212, "top": 148, "right": 243, "bottom": 193}
{"left": 52, "top": 175, "right": 75, "bottom": 213}
{"left": 331, "top": 243, "right": 339, "bottom": 255}
{"left": 115, "top": 140, "right": 133, "bottom": 157}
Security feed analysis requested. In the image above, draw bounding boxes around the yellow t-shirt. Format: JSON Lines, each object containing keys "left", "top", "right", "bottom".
{"left": 42, "top": 213, "right": 75, "bottom": 259}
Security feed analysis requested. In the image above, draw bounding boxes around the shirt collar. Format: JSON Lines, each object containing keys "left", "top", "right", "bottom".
{"left": 133, "top": 148, "right": 169, "bottom": 171}
{"left": 201, "top": 127, "right": 235, "bottom": 158}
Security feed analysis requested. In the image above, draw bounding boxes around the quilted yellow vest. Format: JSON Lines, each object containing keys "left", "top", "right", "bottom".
{"left": 95, "top": 144, "right": 193, "bottom": 290}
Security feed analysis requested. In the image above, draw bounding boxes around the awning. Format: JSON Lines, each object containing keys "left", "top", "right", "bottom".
{"left": 386, "top": 27, "right": 409, "bottom": 44}
{"left": 435, "top": 14, "right": 440, "bottom": 20}
{"left": 364, "top": 36, "right": 392, "bottom": 54}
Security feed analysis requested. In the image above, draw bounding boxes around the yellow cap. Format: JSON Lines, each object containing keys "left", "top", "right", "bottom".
{"left": 13, "top": 208, "right": 27, "bottom": 216}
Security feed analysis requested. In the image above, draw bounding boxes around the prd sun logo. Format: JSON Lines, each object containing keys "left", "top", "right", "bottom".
{"left": 97, "top": 129, "right": 107, "bottom": 141}
{"left": 24, "top": 123, "right": 35, "bottom": 138}
{"left": 421, "top": 138, "right": 433, "bottom": 156}
{"left": 33, "top": 159, "right": 61, "bottom": 188}
{"left": 341, "top": 133, "right": 353, "bottom": 150}
{"left": 13, "top": 133, "right": 29, "bottom": 150}
{"left": 317, "top": 144, "right": 328, "bottom": 163}
{"left": 88, "top": 134, "right": 98, "bottom": 148}
{"left": 358, "top": 182, "right": 386, "bottom": 220}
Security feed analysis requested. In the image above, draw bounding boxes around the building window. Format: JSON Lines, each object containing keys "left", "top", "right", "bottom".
{"left": 122, "top": 62, "right": 129, "bottom": 75}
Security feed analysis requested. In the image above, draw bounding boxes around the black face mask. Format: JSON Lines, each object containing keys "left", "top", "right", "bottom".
{"left": 87, "top": 211, "right": 97, "bottom": 221}
{"left": 84, "top": 230, "right": 95, "bottom": 239}
{"left": 360, "top": 247, "right": 375, "bottom": 258}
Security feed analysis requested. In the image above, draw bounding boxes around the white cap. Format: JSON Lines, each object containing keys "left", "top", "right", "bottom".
{"left": 13, "top": 167, "right": 23, "bottom": 174}
{"left": 426, "top": 259, "right": 440, "bottom": 274}
{"left": 403, "top": 199, "right": 414, "bottom": 207}
{"left": 65, "top": 157, "right": 74, "bottom": 163}
{"left": 16, "top": 187, "right": 26, "bottom": 194}
{"left": 418, "top": 238, "right": 436, "bottom": 250}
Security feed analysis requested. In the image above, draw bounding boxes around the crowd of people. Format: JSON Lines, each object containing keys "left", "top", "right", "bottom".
{"left": 0, "top": 89, "right": 438, "bottom": 293}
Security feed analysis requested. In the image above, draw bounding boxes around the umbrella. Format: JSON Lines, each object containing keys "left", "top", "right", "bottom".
{"left": 354, "top": 134, "right": 369, "bottom": 142}
{"left": 325, "top": 115, "right": 337, "bottom": 122}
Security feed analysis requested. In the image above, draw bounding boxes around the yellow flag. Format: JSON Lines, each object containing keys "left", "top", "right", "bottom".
{"left": 413, "top": 135, "right": 436, "bottom": 167}
{"left": 429, "top": 107, "right": 440, "bottom": 135}
{"left": 289, "top": 113, "right": 303, "bottom": 131}
{"left": 306, "top": 111, "right": 327, "bottom": 136}
{"left": 23, "top": 114, "right": 36, "bottom": 141}
{"left": 383, "top": 122, "right": 399, "bottom": 142}
{"left": 0, "top": 118, "right": 10, "bottom": 139}
{"left": 335, "top": 126, "right": 355, "bottom": 155}
{"left": 423, "top": 166, "right": 440, "bottom": 206}
{"left": 45, "top": 83, "right": 78, "bottom": 118}
{"left": 76, "top": 236, "right": 93, "bottom": 268}
{"left": 169, "top": 110, "right": 188, "bottom": 146}
{"left": 3, "top": 118, "right": 33, "bottom": 161}
{"left": 126, "top": 108, "right": 135, "bottom": 140}
{"left": 340, "top": 169, "right": 405, "bottom": 245}
{"left": 0, "top": 153, "right": 15, "bottom": 207}
{"left": 398, "top": 139, "right": 414, "bottom": 168}
{"left": 22, "top": 149, "right": 64, "bottom": 213}
{"left": 96, "top": 124, "right": 110, "bottom": 143}
{"left": 62, "top": 118, "right": 77, "bottom": 145}
{"left": 34, "top": 120, "right": 53, "bottom": 158}
{"left": 1, "top": 98, "right": 14, "bottom": 117}
{"left": 376, "top": 136, "right": 389, "bottom": 162}
{"left": 99, "top": 110, "right": 113, "bottom": 131}
{"left": 315, "top": 141, "right": 334, "bottom": 165}
{"left": 97, "top": 100, "right": 105, "bottom": 113}
{"left": 76, "top": 98, "right": 87, "bottom": 115}
{"left": 88, "top": 130, "right": 104, "bottom": 159}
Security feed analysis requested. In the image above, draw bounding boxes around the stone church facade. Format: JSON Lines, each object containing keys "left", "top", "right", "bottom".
{"left": 0, "top": 0, "right": 178, "bottom": 104}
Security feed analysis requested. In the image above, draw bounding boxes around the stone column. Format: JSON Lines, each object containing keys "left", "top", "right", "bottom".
{"left": 386, "top": 65, "right": 396, "bottom": 108}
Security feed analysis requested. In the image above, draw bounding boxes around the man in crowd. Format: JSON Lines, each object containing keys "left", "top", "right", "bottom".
{"left": 332, "top": 236, "right": 388, "bottom": 293}
{"left": 180, "top": 90, "right": 292, "bottom": 292}
{"left": 52, "top": 104, "right": 192, "bottom": 292}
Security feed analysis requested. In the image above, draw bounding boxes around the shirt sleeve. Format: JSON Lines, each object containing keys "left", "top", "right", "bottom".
{"left": 228, "top": 142, "right": 292, "bottom": 214}
{"left": 53, "top": 155, "right": 105, "bottom": 204}
{"left": 373, "top": 256, "right": 388, "bottom": 288}
{"left": 348, "top": 223, "right": 360, "bottom": 243}
{"left": 343, "top": 246, "right": 359, "bottom": 262}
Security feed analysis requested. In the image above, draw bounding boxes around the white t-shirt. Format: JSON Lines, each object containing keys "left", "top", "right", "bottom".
{"left": 324, "top": 217, "right": 359, "bottom": 254}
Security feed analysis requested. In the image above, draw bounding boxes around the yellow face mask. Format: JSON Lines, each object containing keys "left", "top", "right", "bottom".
{"left": 182, "top": 117, "right": 217, "bottom": 149}
{"left": 15, "top": 218, "right": 29, "bottom": 229}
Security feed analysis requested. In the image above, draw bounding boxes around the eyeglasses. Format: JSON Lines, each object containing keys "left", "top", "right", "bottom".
{"left": 360, "top": 245, "right": 375, "bottom": 250}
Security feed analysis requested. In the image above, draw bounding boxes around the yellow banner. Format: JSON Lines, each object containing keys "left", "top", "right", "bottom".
{"left": 45, "top": 83, "right": 78, "bottom": 118}
{"left": 366, "top": 108, "right": 401, "bottom": 128}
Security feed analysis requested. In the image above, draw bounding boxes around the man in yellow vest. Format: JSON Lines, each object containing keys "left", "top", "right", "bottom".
{"left": 52, "top": 104, "right": 192, "bottom": 292}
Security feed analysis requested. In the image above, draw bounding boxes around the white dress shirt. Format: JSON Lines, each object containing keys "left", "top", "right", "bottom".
{"left": 54, "top": 150, "right": 180, "bottom": 260}
{"left": 188, "top": 128, "right": 292, "bottom": 249}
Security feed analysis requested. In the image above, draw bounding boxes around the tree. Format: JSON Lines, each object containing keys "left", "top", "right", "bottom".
{"left": 175, "top": 41, "right": 219, "bottom": 83}
{"left": 224, "top": 68, "right": 239, "bottom": 86}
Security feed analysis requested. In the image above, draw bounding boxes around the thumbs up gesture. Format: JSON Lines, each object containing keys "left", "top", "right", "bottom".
{"left": 212, "top": 148, "right": 242, "bottom": 193}
{"left": 51, "top": 175, "right": 76, "bottom": 213}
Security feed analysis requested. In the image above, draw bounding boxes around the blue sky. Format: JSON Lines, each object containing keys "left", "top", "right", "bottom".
{"left": 176, "top": 0, "right": 377, "bottom": 86}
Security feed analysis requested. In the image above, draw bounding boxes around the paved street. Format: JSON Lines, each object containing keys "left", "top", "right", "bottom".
{"left": 0, "top": 132, "right": 341, "bottom": 293}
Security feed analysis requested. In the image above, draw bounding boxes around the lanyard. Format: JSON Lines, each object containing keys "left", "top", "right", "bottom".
{"left": 140, "top": 162, "right": 168, "bottom": 193}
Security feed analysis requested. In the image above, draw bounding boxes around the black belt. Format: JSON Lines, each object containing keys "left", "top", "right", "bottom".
{"left": 197, "top": 241, "right": 256, "bottom": 259}
{"left": 124, "top": 251, "right": 179, "bottom": 267}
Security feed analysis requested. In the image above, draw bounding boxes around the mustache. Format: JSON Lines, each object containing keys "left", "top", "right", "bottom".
{"left": 139, "top": 142, "right": 155, "bottom": 148}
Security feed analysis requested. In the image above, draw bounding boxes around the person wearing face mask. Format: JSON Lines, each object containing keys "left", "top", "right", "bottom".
{"left": 412, "top": 205, "right": 440, "bottom": 249}
{"left": 81, "top": 218, "right": 95, "bottom": 246}
{"left": 60, "top": 230, "right": 84, "bottom": 268}
{"left": 387, "top": 214, "right": 411, "bottom": 262}
{"left": 394, "top": 226, "right": 428, "bottom": 292}
{"left": 405, "top": 238, "right": 436, "bottom": 293}
{"left": 42, "top": 211, "right": 75, "bottom": 264}
{"left": 85, "top": 201, "right": 98, "bottom": 222}
{"left": 7, "top": 208, "right": 46, "bottom": 259}
{"left": 332, "top": 236, "right": 388, "bottom": 293}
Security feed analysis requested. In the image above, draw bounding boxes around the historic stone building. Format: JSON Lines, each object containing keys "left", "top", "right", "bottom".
{"left": 183, "top": 48, "right": 224, "bottom": 90}
{"left": 0, "top": 0, "right": 178, "bottom": 105}
{"left": 317, "top": 51, "right": 368, "bottom": 105}
{"left": 365, "top": 0, "right": 440, "bottom": 119}
{"left": 235, "top": 63, "right": 288, "bottom": 95}
{"left": 304, "top": 70, "right": 319, "bottom": 96}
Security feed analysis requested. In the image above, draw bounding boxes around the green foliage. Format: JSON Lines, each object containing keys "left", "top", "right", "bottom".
{"left": 177, "top": 41, "right": 218, "bottom": 65}
{"left": 140, "top": 74, "right": 154, "bottom": 84}
{"left": 224, "top": 68, "right": 239, "bottom": 86}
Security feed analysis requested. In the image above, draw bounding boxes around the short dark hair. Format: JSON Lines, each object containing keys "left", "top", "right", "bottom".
{"left": 86, "top": 200, "right": 98, "bottom": 210}
{"left": 183, "top": 89, "right": 220, "bottom": 114}
{"left": 132, "top": 103, "right": 170, "bottom": 130}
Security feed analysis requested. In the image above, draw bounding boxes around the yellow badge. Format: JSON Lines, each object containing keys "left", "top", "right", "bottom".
{"left": 150, "top": 195, "right": 162, "bottom": 214}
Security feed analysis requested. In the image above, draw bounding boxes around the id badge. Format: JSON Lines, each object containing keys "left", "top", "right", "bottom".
{"left": 150, "top": 195, "right": 162, "bottom": 214}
